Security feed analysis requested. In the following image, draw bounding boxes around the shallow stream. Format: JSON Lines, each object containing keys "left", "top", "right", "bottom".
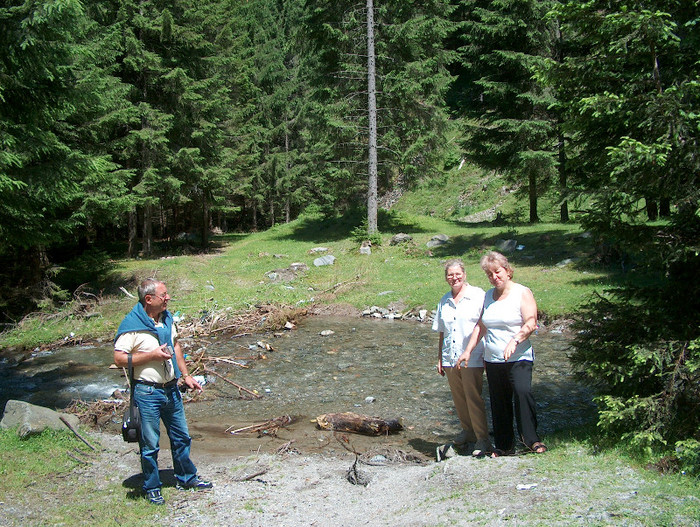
{"left": 0, "top": 316, "right": 594, "bottom": 458}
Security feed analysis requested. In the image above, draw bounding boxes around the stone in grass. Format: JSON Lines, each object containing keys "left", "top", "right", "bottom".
{"left": 314, "top": 255, "right": 336, "bottom": 267}
{"left": 0, "top": 400, "right": 80, "bottom": 439}
{"left": 426, "top": 234, "right": 449, "bottom": 248}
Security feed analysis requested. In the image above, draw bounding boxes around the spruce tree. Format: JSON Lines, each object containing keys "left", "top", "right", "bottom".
{"left": 546, "top": 0, "right": 700, "bottom": 462}
{"left": 302, "top": 0, "right": 455, "bottom": 222}
{"left": 452, "top": 0, "right": 560, "bottom": 223}
{"left": 0, "top": 1, "right": 115, "bottom": 284}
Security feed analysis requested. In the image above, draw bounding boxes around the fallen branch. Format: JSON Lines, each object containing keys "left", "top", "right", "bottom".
{"left": 209, "top": 322, "right": 242, "bottom": 334}
{"left": 276, "top": 440, "right": 298, "bottom": 455}
{"left": 226, "top": 415, "right": 293, "bottom": 437}
{"left": 205, "top": 356, "right": 249, "bottom": 368}
{"left": 315, "top": 412, "right": 403, "bottom": 436}
{"left": 59, "top": 416, "right": 97, "bottom": 451}
{"left": 317, "top": 274, "right": 362, "bottom": 295}
{"left": 203, "top": 367, "right": 262, "bottom": 399}
{"left": 66, "top": 451, "right": 90, "bottom": 465}
{"left": 233, "top": 468, "right": 269, "bottom": 482}
{"left": 119, "top": 286, "right": 136, "bottom": 299}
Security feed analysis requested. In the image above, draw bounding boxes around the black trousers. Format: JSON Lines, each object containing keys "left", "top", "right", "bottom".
{"left": 485, "top": 360, "right": 540, "bottom": 451}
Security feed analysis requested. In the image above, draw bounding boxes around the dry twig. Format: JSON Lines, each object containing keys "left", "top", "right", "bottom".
{"left": 59, "top": 416, "right": 97, "bottom": 451}
{"left": 225, "top": 415, "right": 293, "bottom": 437}
{"left": 204, "top": 367, "right": 262, "bottom": 399}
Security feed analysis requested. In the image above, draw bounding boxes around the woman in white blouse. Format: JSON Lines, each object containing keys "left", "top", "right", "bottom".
{"left": 433, "top": 259, "right": 492, "bottom": 456}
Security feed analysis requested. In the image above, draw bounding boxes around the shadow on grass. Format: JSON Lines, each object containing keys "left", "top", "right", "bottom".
{"left": 123, "top": 469, "right": 181, "bottom": 499}
{"left": 427, "top": 227, "right": 609, "bottom": 271}
{"left": 408, "top": 437, "right": 442, "bottom": 461}
{"left": 543, "top": 422, "right": 601, "bottom": 454}
{"left": 273, "top": 209, "right": 431, "bottom": 243}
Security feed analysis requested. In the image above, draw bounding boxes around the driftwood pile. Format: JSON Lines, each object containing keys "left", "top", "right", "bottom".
{"left": 65, "top": 398, "right": 124, "bottom": 427}
{"left": 177, "top": 304, "right": 306, "bottom": 339}
{"left": 181, "top": 343, "right": 270, "bottom": 400}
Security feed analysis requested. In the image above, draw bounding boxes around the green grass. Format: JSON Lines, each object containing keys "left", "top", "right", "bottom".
{"left": 0, "top": 209, "right": 627, "bottom": 350}
{"left": 0, "top": 428, "right": 160, "bottom": 526}
{"left": 0, "top": 428, "right": 87, "bottom": 491}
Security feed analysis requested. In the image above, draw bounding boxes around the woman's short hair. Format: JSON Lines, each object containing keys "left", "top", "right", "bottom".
{"left": 444, "top": 258, "right": 465, "bottom": 275}
{"left": 480, "top": 251, "right": 514, "bottom": 278}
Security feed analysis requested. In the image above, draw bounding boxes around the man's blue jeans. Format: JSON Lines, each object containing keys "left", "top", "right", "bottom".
{"left": 134, "top": 383, "right": 198, "bottom": 491}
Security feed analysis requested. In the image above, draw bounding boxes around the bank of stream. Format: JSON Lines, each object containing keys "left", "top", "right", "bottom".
{"left": 0, "top": 315, "right": 594, "bottom": 459}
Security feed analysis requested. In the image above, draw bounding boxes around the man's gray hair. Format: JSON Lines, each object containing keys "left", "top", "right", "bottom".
{"left": 138, "top": 278, "right": 161, "bottom": 305}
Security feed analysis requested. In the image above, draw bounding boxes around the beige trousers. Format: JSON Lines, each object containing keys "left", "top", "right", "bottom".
{"left": 444, "top": 366, "right": 489, "bottom": 442}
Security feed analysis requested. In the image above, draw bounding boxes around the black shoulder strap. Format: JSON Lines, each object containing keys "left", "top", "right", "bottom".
{"left": 128, "top": 354, "right": 137, "bottom": 416}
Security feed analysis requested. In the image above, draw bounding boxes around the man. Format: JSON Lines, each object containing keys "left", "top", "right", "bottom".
{"left": 113, "top": 278, "right": 212, "bottom": 505}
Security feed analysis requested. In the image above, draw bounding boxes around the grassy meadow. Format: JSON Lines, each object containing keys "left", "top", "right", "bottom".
{"left": 0, "top": 205, "right": 624, "bottom": 350}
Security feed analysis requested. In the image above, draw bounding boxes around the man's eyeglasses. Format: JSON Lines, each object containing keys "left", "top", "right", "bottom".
{"left": 149, "top": 293, "right": 169, "bottom": 300}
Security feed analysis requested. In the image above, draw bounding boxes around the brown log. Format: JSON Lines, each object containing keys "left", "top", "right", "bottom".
{"left": 315, "top": 412, "right": 403, "bottom": 436}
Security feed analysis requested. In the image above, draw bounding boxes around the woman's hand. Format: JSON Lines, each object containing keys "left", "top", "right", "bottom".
{"left": 456, "top": 350, "right": 470, "bottom": 369}
{"left": 503, "top": 339, "right": 517, "bottom": 361}
{"left": 437, "top": 362, "right": 445, "bottom": 376}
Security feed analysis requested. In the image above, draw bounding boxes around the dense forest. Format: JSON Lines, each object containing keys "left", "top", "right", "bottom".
{"left": 1, "top": 0, "right": 697, "bottom": 284}
{"left": 1, "top": 1, "right": 699, "bottom": 466}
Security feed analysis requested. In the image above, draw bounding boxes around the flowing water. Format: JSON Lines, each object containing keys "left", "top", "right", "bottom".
{"left": 0, "top": 316, "right": 594, "bottom": 458}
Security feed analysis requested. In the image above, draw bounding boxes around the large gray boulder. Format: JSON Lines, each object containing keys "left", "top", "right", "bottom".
{"left": 389, "top": 233, "right": 413, "bottom": 246}
{"left": 313, "top": 255, "right": 336, "bottom": 267}
{"left": 0, "top": 400, "right": 80, "bottom": 439}
{"left": 426, "top": 234, "right": 449, "bottom": 248}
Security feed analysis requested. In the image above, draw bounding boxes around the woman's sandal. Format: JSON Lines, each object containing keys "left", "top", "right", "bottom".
{"left": 490, "top": 447, "right": 515, "bottom": 458}
{"left": 529, "top": 441, "right": 547, "bottom": 454}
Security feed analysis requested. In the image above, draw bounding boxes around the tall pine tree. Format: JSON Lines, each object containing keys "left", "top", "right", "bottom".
{"left": 302, "top": 0, "right": 456, "bottom": 223}
{"left": 452, "top": 0, "right": 560, "bottom": 223}
{"left": 0, "top": 0, "right": 116, "bottom": 294}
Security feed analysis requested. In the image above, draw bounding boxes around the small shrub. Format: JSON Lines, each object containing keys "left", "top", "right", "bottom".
{"left": 675, "top": 439, "right": 700, "bottom": 476}
{"left": 350, "top": 221, "right": 382, "bottom": 246}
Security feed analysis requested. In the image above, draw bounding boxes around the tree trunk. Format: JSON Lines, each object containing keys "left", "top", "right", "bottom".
{"left": 528, "top": 173, "right": 539, "bottom": 223}
{"left": 646, "top": 198, "right": 659, "bottom": 221}
{"left": 202, "top": 194, "right": 210, "bottom": 248}
{"left": 285, "top": 129, "right": 291, "bottom": 223}
{"left": 659, "top": 198, "right": 671, "bottom": 217}
{"left": 558, "top": 131, "right": 569, "bottom": 222}
{"left": 269, "top": 196, "right": 275, "bottom": 227}
{"left": 128, "top": 207, "right": 137, "bottom": 257}
{"left": 366, "top": 0, "right": 378, "bottom": 235}
{"left": 142, "top": 203, "right": 152, "bottom": 256}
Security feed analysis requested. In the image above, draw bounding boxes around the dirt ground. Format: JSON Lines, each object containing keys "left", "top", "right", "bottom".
{"left": 10, "top": 431, "right": 694, "bottom": 527}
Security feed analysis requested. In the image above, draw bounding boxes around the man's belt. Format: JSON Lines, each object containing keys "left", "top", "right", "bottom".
{"left": 135, "top": 379, "right": 178, "bottom": 389}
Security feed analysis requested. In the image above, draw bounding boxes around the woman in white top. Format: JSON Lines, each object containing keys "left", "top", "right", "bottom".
{"left": 433, "top": 259, "right": 492, "bottom": 456}
{"left": 457, "top": 251, "right": 546, "bottom": 455}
